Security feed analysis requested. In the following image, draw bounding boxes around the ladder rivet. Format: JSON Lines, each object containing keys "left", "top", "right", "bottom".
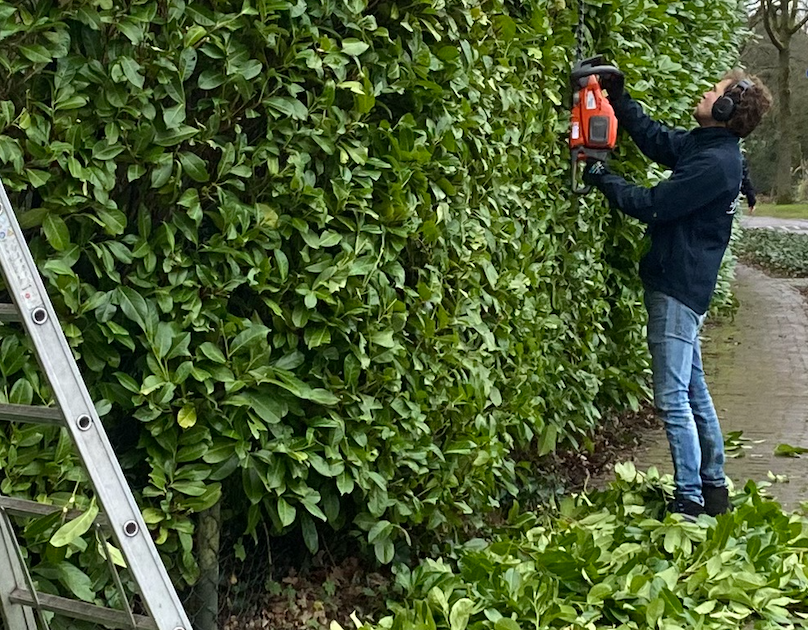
{"left": 77, "top": 415, "right": 92, "bottom": 431}
{"left": 123, "top": 520, "right": 139, "bottom": 537}
{"left": 32, "top": 308, "right": 47, "bottom": 324}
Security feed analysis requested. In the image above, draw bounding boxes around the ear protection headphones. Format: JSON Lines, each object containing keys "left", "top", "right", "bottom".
{"left": 712, "top": 79, "right": 753, "bottom": 122}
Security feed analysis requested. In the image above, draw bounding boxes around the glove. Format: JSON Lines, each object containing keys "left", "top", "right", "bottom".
{"left": 598, "top": 71, "right": 625, "bottom": 102}
{"left": 582, "top": 157, "right": 609, "bottom": 186}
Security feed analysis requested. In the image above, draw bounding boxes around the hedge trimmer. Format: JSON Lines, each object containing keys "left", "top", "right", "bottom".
{"left": 569, "top": 56, "right": 622, "bottom": 195}
{"left": 569, "top": 0, "right": 622, "bottom": 194}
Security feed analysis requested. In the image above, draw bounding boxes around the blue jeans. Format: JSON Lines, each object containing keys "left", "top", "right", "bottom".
{"left": 644, "top": 291, "right": 726, "bottom": 504}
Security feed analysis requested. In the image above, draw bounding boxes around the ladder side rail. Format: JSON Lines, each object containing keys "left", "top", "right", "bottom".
{"left": 0, "top": 508, "right": 39, "bottom": 630}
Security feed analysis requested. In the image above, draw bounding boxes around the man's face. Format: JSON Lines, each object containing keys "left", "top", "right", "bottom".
{"left": 693, "top": 78, "right": 733, "bottom": 125}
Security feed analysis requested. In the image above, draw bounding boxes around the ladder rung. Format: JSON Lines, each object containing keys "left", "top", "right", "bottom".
{"left": 0, "top": 303, "right": 20, "bottom": 323}
{"left": 0, "top": 496, "right": 109, "bottom": 529}
{"left": 10, "top": 588, "right": 157, "bottom": 630}
{"left": 0, "top": 403, "right": 63, "bottom": 426}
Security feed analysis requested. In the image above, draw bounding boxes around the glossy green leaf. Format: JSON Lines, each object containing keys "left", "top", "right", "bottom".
{"left": 43, "top": 214, "right": 70, "bottom": 251}
{"left": 304, "top": 327, "right": 331, "bottom": 349}
{"left": 50, "top": 500, "right": 99, "bottom": 547}
{"left": 163, "top": 103, "right": 186, "bottom": 129}
{"left": 277, "top": 497, "right": 296, "bottom": 527}
{"left": 178, "top": 405, "right": 197, "bottom": 429}
{"left": 374, "top": 537, "right": 394, "bottom": 564}
{"left": 449, "top": 599, "right": 474, "bottom": 630}
{"left": 265, "top": 96, "right": 307, "bottom": 120}
{"left": 342, "top": 39, "right": 369, "bottom": 56}
{"left": 229, "top": 325, "right": 270, "bottom": 355}
{"left": 19, "top": 44, "right": 52, "bottom": 63}
{"left": 179, "top": 151, "right": 209, "bottom": 182}
{"left": 199, "top": 342, "right": 226, "bottom": 363}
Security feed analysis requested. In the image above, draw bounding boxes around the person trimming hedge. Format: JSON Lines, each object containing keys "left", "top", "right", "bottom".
{"left": 584, "top": 68, "right": 772, "bottom": 519}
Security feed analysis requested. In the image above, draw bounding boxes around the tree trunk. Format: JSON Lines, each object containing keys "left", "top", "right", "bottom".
{"left": 190, "top": 502, "right": 221, "bottom": 630}
{"left": 776, "top": 43, "right": 794, "bottom": 204}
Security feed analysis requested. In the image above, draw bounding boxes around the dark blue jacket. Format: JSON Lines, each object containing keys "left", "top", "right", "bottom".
{"left": 594, "top": 95, "right": 742, "bottom": 315}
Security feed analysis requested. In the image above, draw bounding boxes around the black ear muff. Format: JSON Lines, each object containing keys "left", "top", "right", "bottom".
{"left": 711, "top": 94, "right": 736, "bottom": 122}
{"left": 712, "top": 79, "right": 752, "bottom": 122}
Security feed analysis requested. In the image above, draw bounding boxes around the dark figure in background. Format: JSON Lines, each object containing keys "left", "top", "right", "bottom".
{"left": 741, "top": 157, "right": 756, "bottom": 213}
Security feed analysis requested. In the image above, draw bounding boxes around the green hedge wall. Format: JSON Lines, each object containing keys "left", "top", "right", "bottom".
{"left": 0, "top": 0, "right": 744, "bottom": 589}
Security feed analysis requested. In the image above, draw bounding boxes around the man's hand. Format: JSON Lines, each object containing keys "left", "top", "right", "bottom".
{"left": 599, "top": 71, "right": 625, "bottom": 101}
{"left": 582, "top": 157, "right": 609, "bottom": 187}
{"left": 748, "top": 205, "right": 755, "bottom": 215}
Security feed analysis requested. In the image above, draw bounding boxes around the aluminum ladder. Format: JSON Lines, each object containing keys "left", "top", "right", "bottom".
{"left": 0, "top": 178, "right": 191, "bottom": 630}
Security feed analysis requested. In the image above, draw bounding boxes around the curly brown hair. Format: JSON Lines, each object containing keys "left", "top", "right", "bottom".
{"left": 721, "top": 69, "right": 773, "bottom": 138}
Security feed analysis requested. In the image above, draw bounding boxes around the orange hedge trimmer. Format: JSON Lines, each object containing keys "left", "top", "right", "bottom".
{"left": 570, "top": 55, "right": 622, "bottom": 194}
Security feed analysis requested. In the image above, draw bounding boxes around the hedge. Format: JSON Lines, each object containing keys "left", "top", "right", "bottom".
{"left": 0, "top": 0, "right": 744, "bottom": 595}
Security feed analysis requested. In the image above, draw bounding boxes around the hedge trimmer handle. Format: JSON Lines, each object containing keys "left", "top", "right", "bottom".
{"left": 570, "top": 56, "right": 621, "bottom": 195}
{"left": 571, "top": 148, "right": 610, "bottom": 195}
{"left": 571, "top": 63, "right": 623, "bottom": 86}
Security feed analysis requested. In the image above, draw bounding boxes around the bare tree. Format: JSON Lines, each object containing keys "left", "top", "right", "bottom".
{"left": 759, "top": 0, "right": 808, "bottom": 203}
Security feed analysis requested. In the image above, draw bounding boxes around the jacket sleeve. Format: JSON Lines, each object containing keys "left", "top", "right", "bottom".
{"left": 611, "top": 94, "right": 689, "bottom": 169}
{"left": 593, "top": 154, "right": 728, "bottom": 224}
{"left": 740, "top": 158, "right": 756, "bottom": 207}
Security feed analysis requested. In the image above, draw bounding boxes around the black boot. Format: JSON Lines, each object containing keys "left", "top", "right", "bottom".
{"left": 667, "top": 497, "right": 706, "bottom": 521}
{"left": 703, "top": 485, "right": 731, "bottom": 517}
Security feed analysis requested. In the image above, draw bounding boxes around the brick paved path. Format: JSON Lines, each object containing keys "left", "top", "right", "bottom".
{"left": 631, "top": 263, "right": 808, "bottom": 510}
